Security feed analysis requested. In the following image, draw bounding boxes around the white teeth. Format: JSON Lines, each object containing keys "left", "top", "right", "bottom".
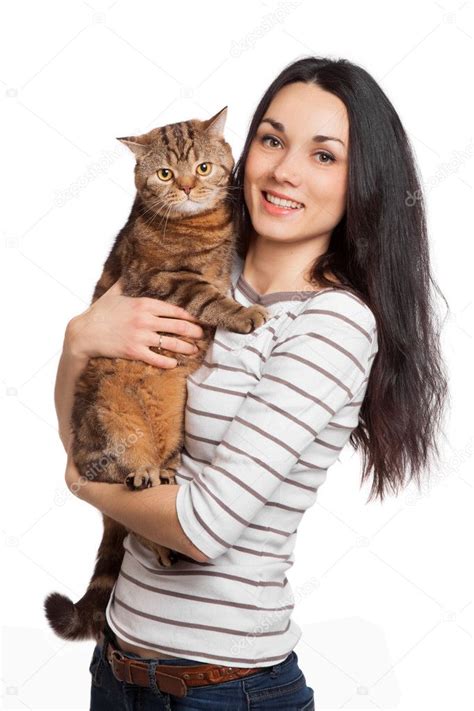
{"left": 264, "top": 192, "right": 303, "bottom": 209}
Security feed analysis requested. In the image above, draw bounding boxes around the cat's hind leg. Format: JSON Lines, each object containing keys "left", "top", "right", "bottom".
{"left": 94, "top": 371, "right": 162, "bottom": 489}
{"left": 137, "top": 368, "right": 188, "bottom": 486}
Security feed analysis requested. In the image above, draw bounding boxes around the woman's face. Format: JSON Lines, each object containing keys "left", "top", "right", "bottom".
{"left": 244, "top": 82, "right": 349, "bottom": 245}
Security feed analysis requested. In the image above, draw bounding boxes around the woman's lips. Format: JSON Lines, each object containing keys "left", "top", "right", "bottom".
{"left": 260, "top": 190, "right": 305, "bottom": 216}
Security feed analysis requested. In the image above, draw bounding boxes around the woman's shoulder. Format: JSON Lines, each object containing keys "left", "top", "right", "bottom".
{"left": 267, "top": 289, "right": 378, "bottom": 373}
{"left": 290, "top": 286, "right": 377, "bottom": 335}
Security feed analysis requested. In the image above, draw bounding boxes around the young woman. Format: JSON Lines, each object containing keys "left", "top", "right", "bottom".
{"left": 58, "top": 56, "right": 448, "bottom": 710}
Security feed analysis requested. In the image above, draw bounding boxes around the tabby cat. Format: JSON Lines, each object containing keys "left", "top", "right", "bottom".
{"left": 44, "top": 106, "right": 268, "bottom": 641}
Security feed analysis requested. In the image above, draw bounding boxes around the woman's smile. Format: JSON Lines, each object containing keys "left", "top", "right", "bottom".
{"left": 260, "top": 189, "right": 305, "bottom": 217}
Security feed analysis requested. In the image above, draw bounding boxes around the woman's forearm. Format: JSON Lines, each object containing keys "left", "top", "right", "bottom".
{"left": 55, "top": 320, "right": 89, "bottom": 452}
{"left": 70, "top": 471, "right": 207, "bottom": 563}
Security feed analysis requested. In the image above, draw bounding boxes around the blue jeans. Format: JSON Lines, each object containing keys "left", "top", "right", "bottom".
{"left": 89, "top": 625, "right": 315, "bottom": 710}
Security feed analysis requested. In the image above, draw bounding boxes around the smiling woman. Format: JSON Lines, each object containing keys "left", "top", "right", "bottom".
{"left": 53, "top": 55, "right": 448, "bottom": 710}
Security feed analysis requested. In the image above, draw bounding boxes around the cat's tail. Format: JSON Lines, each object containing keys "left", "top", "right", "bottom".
{"left": 43, "top": 515, "right": 127, "bottom": 641}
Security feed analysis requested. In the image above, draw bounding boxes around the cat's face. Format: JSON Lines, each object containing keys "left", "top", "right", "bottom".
{"left": 117, "top": 107, "right": 234, "bottom": 218}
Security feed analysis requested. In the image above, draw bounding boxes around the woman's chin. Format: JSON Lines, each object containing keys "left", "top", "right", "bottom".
{"left": 249, "top": 213, "right": 305, "bottom": 239}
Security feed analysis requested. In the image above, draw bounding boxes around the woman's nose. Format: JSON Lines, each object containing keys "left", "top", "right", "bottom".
{"left": 270, "top": 152, "right": 302, "bottom": 185}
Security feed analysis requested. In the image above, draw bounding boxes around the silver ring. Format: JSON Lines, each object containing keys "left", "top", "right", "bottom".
{"left": 157, "top": 333, "right": 163, "bottom": 352}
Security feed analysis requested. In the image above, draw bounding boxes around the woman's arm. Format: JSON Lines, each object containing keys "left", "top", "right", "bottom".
{"left": 54, "top": 278, "right": 204, "bottom": 452}
{"left": 55, "top": 322, "right": 89, "bottom": 453}
{"left": 65, "top": 447, "right": 208, "bottom": 563}
{"left": 71, "top": 295, "right": 376, "bottom": 565}
{"left": 174, "top": 299, "right": 378, "bottom": 562}
{"left": 56, "top": 278, "right": 206, "bottom": 560}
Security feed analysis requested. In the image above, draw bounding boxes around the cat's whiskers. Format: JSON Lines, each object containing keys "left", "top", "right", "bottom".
{"left": 145, "top": 210, "right": 170, "bottom": 233}
{"left": 140, "top": 197, "right": 176, "bottom": 232}
{"left": 160, "top": 202, "right": 175, "bottom": 237}
{"left": 145, "top": 197, "right": 173, "bottom": 233}
{"left": 141, "top": 186, "right": 237, "bottom": 232}
{"left": 211, "top": 185, "right": 242, "bottom": 199}
{"left": 140, "top": 196, "right": 169, "bottom": 222}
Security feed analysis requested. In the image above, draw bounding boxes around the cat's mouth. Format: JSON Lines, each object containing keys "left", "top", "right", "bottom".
{"left": 175, "top": 196, "right": 211, "bottom": 214}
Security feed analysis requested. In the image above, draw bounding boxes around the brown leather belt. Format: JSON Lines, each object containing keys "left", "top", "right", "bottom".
{"left": 103, "top": 637, "right": 267, "bottom": 698}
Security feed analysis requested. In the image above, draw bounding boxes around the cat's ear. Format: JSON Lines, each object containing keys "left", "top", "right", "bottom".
{"left": 202, "top": 106, "right": 228, "bottom": 137}
{"left": 116, "top": 135, "right": 150, "bottom": 159}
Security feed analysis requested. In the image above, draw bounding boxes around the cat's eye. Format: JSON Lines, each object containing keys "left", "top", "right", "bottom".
{"left": 157, "top": 168, "right": 174, "bottom": 181}
{"left": 196, "top": 163, "right": 212, "bottom": 176}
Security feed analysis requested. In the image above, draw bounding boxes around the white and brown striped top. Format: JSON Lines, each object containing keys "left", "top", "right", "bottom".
{"left": 105, "top": 252, "right": 379, "bottom": 668}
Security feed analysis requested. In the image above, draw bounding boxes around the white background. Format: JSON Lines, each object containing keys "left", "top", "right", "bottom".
{"left": 1, "top": 0, "right": 472, "bottom": 708}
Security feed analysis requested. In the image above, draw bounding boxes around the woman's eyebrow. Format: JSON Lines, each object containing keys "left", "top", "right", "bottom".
{"left": 260, "top": 117, "right": 345, "bottom": 147}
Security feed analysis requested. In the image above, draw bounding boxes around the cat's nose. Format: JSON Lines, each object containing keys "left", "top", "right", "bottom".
{"left": 177, "top": 179, "right": 195, "bottom": 195}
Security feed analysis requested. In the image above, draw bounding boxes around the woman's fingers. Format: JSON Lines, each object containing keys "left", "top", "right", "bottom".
{"left": 148, "top": 332, "right": 199, "bottom": 355}
{"left": 143, "top": 315, "right": 204, "bottom": 340}
{"left": 139, "top": 297, "right": 201, "bottom": 323}
{"left": 73, "top": 283, "right": 204, "bottom": 365}
{"left": 106, "top": 284, "right": 200, "bottom": 325}
{"left": 137, "top": 347, "right": 178, "bottom": 369}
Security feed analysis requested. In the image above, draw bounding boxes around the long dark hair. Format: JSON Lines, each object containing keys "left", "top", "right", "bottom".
{"left": 231, "top": 56, "right": 450, "bottom": 502}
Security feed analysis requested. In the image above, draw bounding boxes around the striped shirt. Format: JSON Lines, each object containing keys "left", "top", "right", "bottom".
{"left": 105, "top": 252, "right": 378, "bottom": 668}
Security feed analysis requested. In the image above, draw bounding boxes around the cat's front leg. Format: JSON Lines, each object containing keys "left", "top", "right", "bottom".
{"left": 203, "top": 295, "right": 269, "bottom": 334}
{"left": 134, "top": 273, "right": 270, "bottom": 334}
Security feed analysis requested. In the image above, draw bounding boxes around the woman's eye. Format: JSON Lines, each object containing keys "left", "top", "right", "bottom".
{"left": 261, "top": 134, "right": 282, "bottom": 148}
{"left": 315, "top": 151, "right": 335, "bottom": 164}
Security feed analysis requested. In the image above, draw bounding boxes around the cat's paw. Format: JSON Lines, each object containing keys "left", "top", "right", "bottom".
{"left": 125, "top": 466, "right": 161, "bottom": 491}
{"left": 156, "top": 547, "right": 178, "bottom": 567}
{"left": 233, "top": 304, "right": 269, "bottom": 334}
{"left": 132, "top": 535, "right": 178, "bottom": 567}
{"left": 159, "top": 468, "right": 177, "bottom": 485}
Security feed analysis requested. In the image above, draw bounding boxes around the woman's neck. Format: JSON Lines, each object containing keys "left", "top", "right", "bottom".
{"left": 242, "top": 234, "right": 337, "bottom": 295}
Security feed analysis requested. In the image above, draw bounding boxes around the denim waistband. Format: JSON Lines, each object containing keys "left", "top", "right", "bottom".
{"left": 101, "top": 619, "right": 203, "bottom": 666}
{"left": 102, "top": 617, "right": 295, "bottom": 672}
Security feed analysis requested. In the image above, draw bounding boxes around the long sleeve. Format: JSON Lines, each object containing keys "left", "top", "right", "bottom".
{"left": 176, "top": 297, "right": 377, "bottom": 561}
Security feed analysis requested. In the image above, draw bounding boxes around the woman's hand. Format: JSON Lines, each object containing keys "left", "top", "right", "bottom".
{"left": 66, "top": 278, "right": 205, "bottom": 369}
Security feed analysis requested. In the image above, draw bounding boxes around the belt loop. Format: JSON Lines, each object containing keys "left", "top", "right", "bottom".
{"left": 269, "top": 661, "right": 282, "bottom": 678}
{"left": 147, "top": 660, "right": 160, "bottom": 695}
{"left": 124, "top": 661, "right": 133, "bottom": 684}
